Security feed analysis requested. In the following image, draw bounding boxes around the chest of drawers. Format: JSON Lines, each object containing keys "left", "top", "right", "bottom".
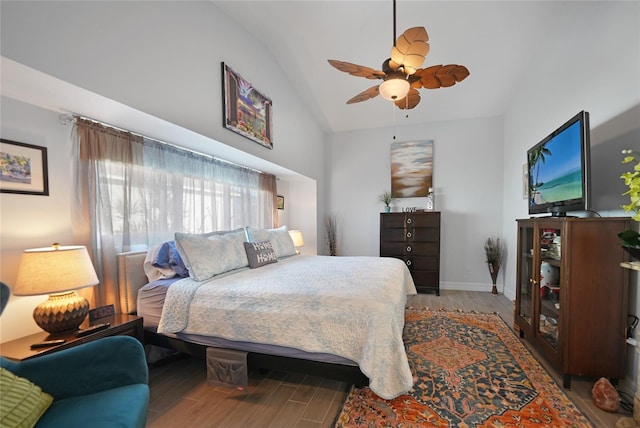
{"left": 380, "top": 212, "right": 441, "bottom": 295}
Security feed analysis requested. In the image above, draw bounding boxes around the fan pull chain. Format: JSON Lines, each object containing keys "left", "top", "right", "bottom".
{"left": 392, "top": 102, "right": 397, "bottom": 140}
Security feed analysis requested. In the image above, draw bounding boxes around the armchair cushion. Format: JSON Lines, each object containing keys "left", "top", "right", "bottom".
{"left": 0, "top": 336, "right": 149, "bottom": 428}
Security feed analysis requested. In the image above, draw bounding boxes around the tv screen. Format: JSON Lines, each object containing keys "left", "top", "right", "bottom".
{"left": 527, "top": 111, "right": 590, "bottom": 216}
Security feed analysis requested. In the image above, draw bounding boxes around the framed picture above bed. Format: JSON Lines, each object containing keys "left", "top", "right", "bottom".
{"left": 222, "top": 62, "right": 273, "bottom": 149}
{"left": 0, "top": 139, "right": 49, "bottom": 196}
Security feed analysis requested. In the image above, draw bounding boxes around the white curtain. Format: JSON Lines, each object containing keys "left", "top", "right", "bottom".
{"left": 73, "top": 118, "right": 277, "bottom": 312}
{"left": 139, "top": 138, "right": 269, "bottom": 244}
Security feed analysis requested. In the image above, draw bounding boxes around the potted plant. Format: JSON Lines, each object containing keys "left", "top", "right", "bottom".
{"left": 484, "top": 237, "right": 503, "bottom": 295}
{"left": 378, "top": 191, "right": 393, "bottom": 213}
{"left": 619, "top": 149, "right": 640, "bottom": 260}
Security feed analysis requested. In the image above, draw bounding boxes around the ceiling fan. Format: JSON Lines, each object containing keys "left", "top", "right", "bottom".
{"left": 328, "top": 0, "right": 470, "bottom": 110}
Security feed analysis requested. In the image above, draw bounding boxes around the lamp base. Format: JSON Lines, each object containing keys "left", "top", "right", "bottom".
{"left": 33, "top": 291, "right": 89, "bottom": 333}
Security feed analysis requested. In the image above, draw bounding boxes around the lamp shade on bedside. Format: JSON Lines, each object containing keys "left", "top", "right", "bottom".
{"left": 288, "top": 230, "right": 304, "bottom": 254}
{"left": 14, "top": 244, "right": 99, "bottom": 333}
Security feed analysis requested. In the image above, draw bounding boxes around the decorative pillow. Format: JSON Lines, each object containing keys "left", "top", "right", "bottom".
{"left": 152, "top": 241, "right": 189, "bottom": 277}
{"left": 0, "top": 368, "right": 53, "bottom": 428}
{"left": 246, "top": 226, "right": 296, "bottom": 259}
{"left": 243, "top": 241, "right": 278, "bottom": 269}
{"left": 143, "top": 243, "right": 176, "bottom": 282}
{"left": 175, "top": 230, "right": 248, "bottom": 281}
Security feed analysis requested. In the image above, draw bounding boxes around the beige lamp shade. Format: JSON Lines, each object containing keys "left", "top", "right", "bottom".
{"left": 288, "top": 230, "right": 304, "bottom": 248}
{"left": 14, "top": 245, "right": 99, "bottom": 295}
{"left": 14, "top": 244, "right": 99, "bottom": 333}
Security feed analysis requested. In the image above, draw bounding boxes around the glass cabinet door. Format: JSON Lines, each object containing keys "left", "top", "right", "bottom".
{"left": 537, "top": 226, "right": 561, "bottom": 350}
{"left": 517, "top": 225, "right": 534, "bottom": 327}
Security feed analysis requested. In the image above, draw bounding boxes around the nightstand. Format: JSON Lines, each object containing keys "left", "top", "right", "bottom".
{"left": 0, "top": 314, "right": 143, "bottom": 361}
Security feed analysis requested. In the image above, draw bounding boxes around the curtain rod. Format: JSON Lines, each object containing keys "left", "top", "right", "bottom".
{"left": 59, "top": 113, "right": 266, "bottom": 175}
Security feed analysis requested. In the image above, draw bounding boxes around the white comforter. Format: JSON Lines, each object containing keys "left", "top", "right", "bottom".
{"left": 157, "top": 255, "right": 417, "bottom": 399}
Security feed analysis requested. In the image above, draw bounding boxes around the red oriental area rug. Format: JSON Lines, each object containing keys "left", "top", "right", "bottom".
{"left": 335, "top": 309, "right": 593, "bottom": 427}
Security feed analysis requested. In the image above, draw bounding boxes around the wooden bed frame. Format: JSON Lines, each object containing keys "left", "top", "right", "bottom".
{"left": 117, "top": 251, "right": 369, "bottom": 387}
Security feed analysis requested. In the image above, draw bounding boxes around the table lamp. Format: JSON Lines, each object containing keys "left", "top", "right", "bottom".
{"left": 288, "top": 230, "right": 304, "bottom": 254}
{"left": 13, "top": 244, "right": 99, "bottom": 334}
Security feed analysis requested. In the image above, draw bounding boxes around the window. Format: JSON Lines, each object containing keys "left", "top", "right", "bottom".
{"left": 73, "top": 118, "right": 276, "bottom": 310}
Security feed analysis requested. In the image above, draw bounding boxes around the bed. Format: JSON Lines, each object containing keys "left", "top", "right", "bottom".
{"left": 117, "top": 226, "right": 417, "bottom": 399}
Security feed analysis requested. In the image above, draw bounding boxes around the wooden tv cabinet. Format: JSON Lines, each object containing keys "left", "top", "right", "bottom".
{"left": 514, "top": 216, "right": 631, "bottom": 388}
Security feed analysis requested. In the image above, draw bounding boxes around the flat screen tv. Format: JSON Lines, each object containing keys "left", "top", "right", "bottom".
{"left": 527, "top": 111, "right": 591, "bottom": 217}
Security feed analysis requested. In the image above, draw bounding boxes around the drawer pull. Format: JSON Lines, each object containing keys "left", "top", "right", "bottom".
{"left": 406, "top": 218, "right": 413, "bottom": 224}
{"left": 406, "top": 232, "right": 412, "bottom": 238}
{"left": 406, "top": 260, "right": 412, "bottom": 266}
{"left": 406, "top": 246, "right": 412, "bottom": 252}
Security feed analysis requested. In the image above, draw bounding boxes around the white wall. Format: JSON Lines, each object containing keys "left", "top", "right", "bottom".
{"left": 285, "top": 176, "right": 319, "bottom": 256}
{"left": 0, "top": 97, "right": 76, "bottom": 341}
{"left": 501, "top": 1, "right": 640, "bottom": 300}
{"left": 0, "top": 1, "right": 320, "bottom": 174}
{"left": 276, "top": 176, "right": 318, "bottom": 256}
{"left": 0, "top": 0, "right": 326, "bottom": 246}
{"left": 328, "top": 116, "right": 505, "bottom": 292}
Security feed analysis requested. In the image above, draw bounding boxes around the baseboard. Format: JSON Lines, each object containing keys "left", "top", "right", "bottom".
{"left": 440, "top": 281, "right": 498, "bottom": 293}
{"left": 439, "top": 282, "right": 516, "bottom": 301}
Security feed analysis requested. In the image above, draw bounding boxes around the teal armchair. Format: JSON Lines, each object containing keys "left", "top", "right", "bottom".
{"left": 1, "top": 335, "right": 149, "bottom": 427}
{"left": 0, "top": 282, "right": 148, "bottom": 427}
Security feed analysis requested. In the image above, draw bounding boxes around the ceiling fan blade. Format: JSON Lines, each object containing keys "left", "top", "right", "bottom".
{"left": 328, "top": 60, "right": 386, "bottom": 80}
{"left": 394, "top": 88, "right": 421, "bottom": 109}
{"left": 346, "top": 85, "right": 381, "bottom": 104}
{"left": 435, "top": 65, "right": 464, "bottom": 87}
{"left": 389, "top": 27, "right": 430, "bottom": 75}
{"left": 450, "top": 65, "right": 471, "bottom": 82}
{"left": 415, "top": 64, "right": 470, "bottom": 89}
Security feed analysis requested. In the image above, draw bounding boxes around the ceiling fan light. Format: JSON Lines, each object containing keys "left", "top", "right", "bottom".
{"left": 379, "top": 77, "right": 410, "bottom": 101}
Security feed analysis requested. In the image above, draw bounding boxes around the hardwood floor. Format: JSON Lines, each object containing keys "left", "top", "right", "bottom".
{"left": 146, "top": 291, "right": 630, "bottom": 427}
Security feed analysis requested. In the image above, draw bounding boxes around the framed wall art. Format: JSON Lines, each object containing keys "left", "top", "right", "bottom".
{"left": 222, "top": 62, "right": 273, "bottom": 149}
{"left": 277, "top": 195, "right": 285, "bottom": 210}
{"left": 391, "top": 140, "right": 433, "bottom": 198}
{"left": 0, "top": 139, "right": 49, "bottom": 196}
{"left": 522, "top": 163, "right": 529, "bottom": 199}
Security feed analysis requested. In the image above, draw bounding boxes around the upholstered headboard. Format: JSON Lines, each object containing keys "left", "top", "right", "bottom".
{"left": 117, "top": 251, "right": 148, "bottom": 315}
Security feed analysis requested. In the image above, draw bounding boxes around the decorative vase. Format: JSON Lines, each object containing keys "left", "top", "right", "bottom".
{"left": 426, "top": 189, "right": 434, "bottom": 211}
{"left": 384, "top": 206, "right": 391, "bottom": 213}
{"left": 488, "top": 262, "right": 499, "bottom": 295}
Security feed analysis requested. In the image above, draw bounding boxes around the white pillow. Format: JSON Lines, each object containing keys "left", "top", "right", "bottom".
{"left": 246, "top": 226, "right": 296, "bottom": 258}
{"left": 200, "top": 227, "right": 248, "bottom": 240}
{"left": 174, "top": 229, "right": 249, "bottom": 281}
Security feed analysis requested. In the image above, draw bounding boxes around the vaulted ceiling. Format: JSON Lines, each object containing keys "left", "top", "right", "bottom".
{"left": 214, "top": 1, "right": 569, "bottom": 133}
